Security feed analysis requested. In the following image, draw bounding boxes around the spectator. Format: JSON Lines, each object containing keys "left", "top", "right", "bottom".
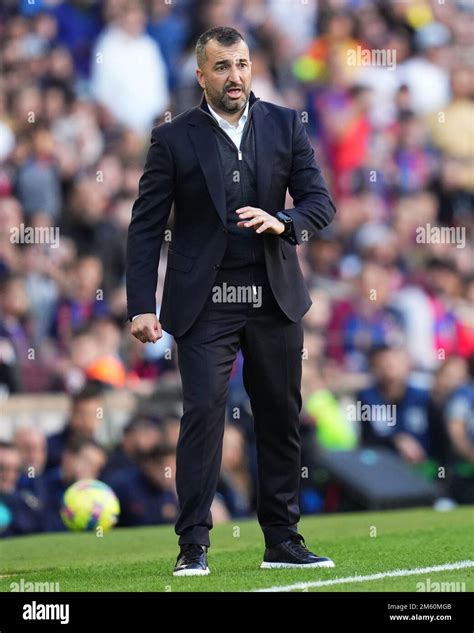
{"left": 424, "top": 257, "right": 472, "bottom": 360}
{"left": 0, "top": 442, "right": 43, "bottom": 537}
{"left": 399, "top": 22, "right": 451, "bottom": 116}
{"left": 358, "top": 346, "right": 431, "bottom": 464}
{"left": 50, "top": 0, "right": 103, "bottom": 78}
{"left": 147, "top": 0, "right": 189, "bottom": 90}
{"left": 14, "top": 426, "right": 46, "bottom": 472}
{"left": 445, "top": 355, "right": 474, "bottom": 503}
{"left": 216, "top": 424, "right": 252, "bottom": 518}
{"left": 91, "top": 0, "right": 169, "bottom": 133}
{"left": 103, "top": 415, "right": 163, "bottom": 478}
{"left": 16, "top": 125, "right": 62, "bottom": 219}
{"left": 327, "top": 262, "right": 405, "bottom": 371}
{"left": 61, "top": 178, "right": 125, "bottom": 295}
{"left": 46, "top": 381, "right": 105, "bottom": 470}
{"left": 50, "top": 255, "right": 109, "bottom": 349}
{"left": 426, "top": 356, "right": 468, "bottom": 469}
{"left": 14, "top": 426, "right": 51, "bottom": 532}
{"left": 108, "top": 444, "right": 179, "bottom": 527}
{"left": 0, "top": 273, "right": 30, "bottom": 392}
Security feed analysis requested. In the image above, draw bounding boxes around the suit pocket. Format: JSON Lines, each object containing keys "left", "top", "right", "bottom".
{"left": 167, "top": 248, "right": 196, "bottom": 272}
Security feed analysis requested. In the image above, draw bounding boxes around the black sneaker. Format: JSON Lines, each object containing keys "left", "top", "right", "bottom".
{"left": 173, "top": 544, "right": 210, "bottom": 576}
{"left": 260, "top": 534, "right": 335, "bottom": 569}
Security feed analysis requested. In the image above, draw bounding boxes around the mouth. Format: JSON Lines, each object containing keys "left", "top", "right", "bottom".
{"left": 226, "top": 87, "right": 242, "bottom": 99}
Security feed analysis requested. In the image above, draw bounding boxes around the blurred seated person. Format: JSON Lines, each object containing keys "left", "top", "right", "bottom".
{"left": 426, "top": 356, "right": 468, "bottom": 468}
{"left": 46, "top": 381, "right": 105, "bottom": 470}
{"left": 15, "top": 426, "right": 48, "bottom": 501}
{"left": 445, "top": 354, "right": 474, "bottom": 503}
{"left": 107, "top": 445, "right": 179, "bottom": 527}
{"left": 215, "top": 424, "right": 252, "bottom": 519}
{"left": 0, "top": 442, "right": 43, "bottom": 537}
{"left": 0, "top": 272, "right": 31, "bottom": 392}
{"left": 102, "top": 414, "right": 163, "bottom": 477}
{"left": 357, "top": 345, "right": 431, "bottom": 465}
{"left": 43, "top": 438, "right": 107, "bottom": 532}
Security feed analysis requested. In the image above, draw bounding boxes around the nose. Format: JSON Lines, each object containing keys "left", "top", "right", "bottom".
{"left": 228, "top": 63, "right": 241, "bottom": 85}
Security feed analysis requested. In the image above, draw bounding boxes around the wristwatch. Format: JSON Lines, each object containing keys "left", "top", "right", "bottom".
{"left": 276, "top": 211, "right": 296, "bottom": 244}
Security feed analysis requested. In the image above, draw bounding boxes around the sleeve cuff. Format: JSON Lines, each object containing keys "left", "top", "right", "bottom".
{"left": 279, "top": 224, "right": 297, "bottom": 245}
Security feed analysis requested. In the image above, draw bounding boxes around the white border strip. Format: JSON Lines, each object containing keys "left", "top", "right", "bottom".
{"left": 251, "top": 560, "right": 474, "bottom": 592}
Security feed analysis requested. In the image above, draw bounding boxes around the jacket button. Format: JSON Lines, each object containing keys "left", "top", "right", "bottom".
{"left": 214, "top": 264, "right": 220, "bottom": 270}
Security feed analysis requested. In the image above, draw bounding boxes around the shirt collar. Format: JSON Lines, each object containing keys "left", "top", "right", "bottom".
{"left": 207, "top": 100, "right": 249, "bottom": 131}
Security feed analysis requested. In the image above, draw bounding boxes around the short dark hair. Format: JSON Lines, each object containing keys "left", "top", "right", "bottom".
{"left": 64, "top": 437, "right": 105, "bottom": 457}
{"left": 0, "top": 272, "right": 23, "bottom": 294}
{"left": 426, "top": 257, "right": 458, "bottom": 274}
{"left": 124, "top": 415, "right": 162, "bottom": 435}
{"left": 368, "top": 343, "right": 395, "bottom": 366}
{"left": 195, "top": 26, "right": 244, "bottom": 68}
{"left": 0, "top": 441, "right": 16, "bottom": 452}
{"left": 138, "top": 444, "right": 176, "bottom": 465}
{"left": 71, "top": 381, "right": 105, "bottom": 406}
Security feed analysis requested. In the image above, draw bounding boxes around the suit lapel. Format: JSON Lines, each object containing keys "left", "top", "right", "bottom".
{"left": 253, "top": 105, "right": 275, "bottom": 213}
{"left": 188, "top": 121, "right": 227, "bottom": 227}
{"left": 187, "top": 95, "right": 275, "bottom": 227}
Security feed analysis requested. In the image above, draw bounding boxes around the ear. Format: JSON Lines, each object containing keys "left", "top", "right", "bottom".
{"left": 195, "top": 68, "right": 205, "bottom": 90}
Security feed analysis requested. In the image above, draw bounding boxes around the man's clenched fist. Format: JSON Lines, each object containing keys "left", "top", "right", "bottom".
{"left": 131, "top": 313, "right": 162, "bottom": 343}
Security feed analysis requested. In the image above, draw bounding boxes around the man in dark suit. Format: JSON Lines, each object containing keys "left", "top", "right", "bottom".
{"left": 126, "top": 27, "right": 336, "bottom": 576}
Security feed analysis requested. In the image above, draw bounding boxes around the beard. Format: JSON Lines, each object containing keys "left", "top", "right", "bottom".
{"left": 206, "top": 83, "right": 251, "bottom": 114}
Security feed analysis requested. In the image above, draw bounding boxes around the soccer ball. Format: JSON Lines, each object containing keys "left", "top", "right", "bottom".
{"left": 61, "top": 479, "right": 120, "bottom": 532}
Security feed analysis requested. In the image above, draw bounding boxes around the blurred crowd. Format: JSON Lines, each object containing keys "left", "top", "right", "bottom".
{"left": 0, "top": 0, "right": 473, "bottom": 537}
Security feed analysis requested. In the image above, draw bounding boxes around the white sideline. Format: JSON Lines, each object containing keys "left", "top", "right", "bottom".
{"left": 251, "top": 560, "right": 474, "bottom": 592}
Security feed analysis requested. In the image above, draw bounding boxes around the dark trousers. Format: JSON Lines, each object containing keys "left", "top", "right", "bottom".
{"left": 174, "top": 264, "right": 304, "bottom": 548}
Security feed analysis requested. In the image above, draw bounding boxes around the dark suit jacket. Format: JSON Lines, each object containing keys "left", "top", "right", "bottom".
{"left": 126, "top": 91, "right": 336, "bottom": 337}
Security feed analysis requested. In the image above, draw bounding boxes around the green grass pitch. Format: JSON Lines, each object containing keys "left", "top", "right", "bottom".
{"left": 1, "top": 507, "right": 472, "bottom": 592}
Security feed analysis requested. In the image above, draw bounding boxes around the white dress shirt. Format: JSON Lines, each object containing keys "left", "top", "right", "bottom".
{"left": 207, "top": 100, "right": 249, "bottom": 150}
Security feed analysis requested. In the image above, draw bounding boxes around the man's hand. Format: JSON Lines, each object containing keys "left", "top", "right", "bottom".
{"left": 236, "top": 206, "right": 284, "bottom": 235}
{"left": 131, "top": 313, "right": 162, "bottom": 344}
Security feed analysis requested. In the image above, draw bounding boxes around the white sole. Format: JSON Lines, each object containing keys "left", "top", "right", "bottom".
{"left": 260, "top": 560, "right": 335, "bottom": 569}
{"left": 173, "top": 567, "right": 210, "bottom": 576}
